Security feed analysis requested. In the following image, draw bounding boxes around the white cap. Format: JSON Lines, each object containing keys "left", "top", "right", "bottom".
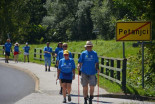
{"left": 15, "top": 42, "right": 19, "bottom": 45}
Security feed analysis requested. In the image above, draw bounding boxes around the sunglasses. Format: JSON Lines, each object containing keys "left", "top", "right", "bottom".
{"left": 64, "top": 54, "right": 69, "bottom": 56}
{"left": 63, "top": 46, "right": 67, "bottom": 47}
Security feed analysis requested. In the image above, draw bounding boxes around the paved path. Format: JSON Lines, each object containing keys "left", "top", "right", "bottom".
{"left": 0, "top": 58, "right": 153, "bottom": 104}
{"left": 0, "top": 64, "right": 35, "bottom": 104}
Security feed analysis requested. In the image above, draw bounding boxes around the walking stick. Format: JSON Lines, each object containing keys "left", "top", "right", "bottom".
{"left": 97, "top": 70, "right": 99, "bottom": 104}
{"left": 78, "top": 70, "right": 80, "bottom": 104}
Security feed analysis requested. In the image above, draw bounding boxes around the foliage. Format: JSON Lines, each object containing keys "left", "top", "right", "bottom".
{"left": 113, "top": 0, "right": 155, "bottom": 40}
{"left": 0, "top": 0, "right": 47, "bottom": 44}
{"left": 1, "top": 0, "right": 155, "bottom": 43}
{"left": 91, "top": 0, "right": 116, "bottom": 40}
{"left": 127, "top": 42, "right": 155, "bottom": 91}
{"left": 42, "top": 0, "right": 95, "bottom": 41}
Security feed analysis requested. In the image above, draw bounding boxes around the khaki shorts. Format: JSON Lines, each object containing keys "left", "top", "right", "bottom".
{"left": 81, "top": 72, "right": 97, "bottom": 87}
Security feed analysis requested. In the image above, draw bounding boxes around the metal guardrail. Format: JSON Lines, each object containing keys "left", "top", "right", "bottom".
{"left": 34, "top": 48, "right": 127, "bottom": 92}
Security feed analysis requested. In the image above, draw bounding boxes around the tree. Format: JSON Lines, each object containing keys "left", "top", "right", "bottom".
{"left": 0, "top": 0, "right": 47, "bottom": 44}
{"left": 42, "top": 0, "right": 95, "bottom": 41}
{"left": 91, "top": 0, "right": 116, "bottom": 40}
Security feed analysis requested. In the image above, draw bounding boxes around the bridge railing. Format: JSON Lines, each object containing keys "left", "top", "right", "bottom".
{"left": 98, "top": 56, "right": 127, "bottom": 93}
{"left": 0, "top": 45, "right": 4, "bottom": 55}
{"left": 34, "top": 49, "right": 127, "bottom": 92}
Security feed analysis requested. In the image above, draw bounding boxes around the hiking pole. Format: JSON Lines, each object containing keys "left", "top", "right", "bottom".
{"left": 97, "top": 70, "right": 99, "bottom": 104}
{"left": 78, "top": 70, "right": 80, "bottom": 104}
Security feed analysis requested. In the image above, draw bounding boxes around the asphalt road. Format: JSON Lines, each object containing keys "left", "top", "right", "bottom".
{"left": 0, "top": 63, "right": 35, "bottom": 104}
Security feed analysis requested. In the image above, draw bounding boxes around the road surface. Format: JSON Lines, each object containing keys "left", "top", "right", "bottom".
{"left": 0, "top": 63, "right": 35, "bottom": 104}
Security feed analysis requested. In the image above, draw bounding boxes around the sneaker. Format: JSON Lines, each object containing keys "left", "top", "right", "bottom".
{"left": 84, "top": 97, "right": 87, "bottom": 104}
{"left": 89, "top": 95, "right": 93, "bottom": 104}
{"left": 45, "top": 68, "right": 47, "bottom": 71}
{"left": 68, "top": 95, "right": 71, "bottom": 102}
{"left": 63, "top": 98, "right": 66, "bottom": 103}
{"left": 48, "top": 68, "right": 50, "bottom": 72}
{"left": 89, "top": 99, "right": 92, "bottom": 104}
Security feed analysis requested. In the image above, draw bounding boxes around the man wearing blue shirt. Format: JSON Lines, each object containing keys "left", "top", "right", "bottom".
{"left": 43, "top": 42, "right": 52, "bottom": 72}
{"left": 23, "top": 42, "right": 30, "bottom": 63}
{"left": 4, "top": 39, "right": 12, "bottom": 63}
{"left": 77, "top": 41, "right": 99, "bottom": 104}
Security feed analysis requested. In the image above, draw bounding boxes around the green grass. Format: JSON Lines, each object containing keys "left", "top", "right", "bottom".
{"left": 0, "top": 40, "right": 154, "bottom": 97}
{"left": 99, "top": 75, "right": 123, "bottom": 93}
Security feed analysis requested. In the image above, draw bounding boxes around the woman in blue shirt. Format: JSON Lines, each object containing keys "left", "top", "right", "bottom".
{"left": 57, "top": 43, "right": 73, "bottom": 95}
{"left": 23, "top": 42, "right": 30, "bottom": 63}
{"left": 57, "top": 50, "right": 75, "bottom": 103}
{"left": 43, "top": 42, "right": 52, "bottom": 71}
{"left": 14, "top": 42, "right": 20, "bottom": 63}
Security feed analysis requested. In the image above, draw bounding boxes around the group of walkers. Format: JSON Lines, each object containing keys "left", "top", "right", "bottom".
{"left": 4, "top": 39, "right": 30, "bottom": 63}
{"left": 44, "top": 41, "right": 99, "bottom": 104}
{"left": 3, "top": 39, "right": 99, "bottom": 104}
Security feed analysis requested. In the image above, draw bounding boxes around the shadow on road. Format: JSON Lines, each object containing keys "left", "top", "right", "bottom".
{"left": 93, "top": 94, "right": 155, "bottom": 101}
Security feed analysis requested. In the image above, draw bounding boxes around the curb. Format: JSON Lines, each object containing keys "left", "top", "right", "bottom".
{"left": 0, "top": 63, "right": 40, "bottom": 92}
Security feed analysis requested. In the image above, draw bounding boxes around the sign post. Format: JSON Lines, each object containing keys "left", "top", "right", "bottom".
{"left": 142, "top": 42, "right": 144, "bottom": 88}
{"left": 93, "top": 29, "right": 99, "bottom": 45}
{"left": 123, "top": 42, "right": 125, "bottom": 58}
{"left": 116, "top": 21, "right": 152, "bottom": 88}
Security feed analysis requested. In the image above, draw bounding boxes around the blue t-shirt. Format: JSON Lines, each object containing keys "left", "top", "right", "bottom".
{"left": 55, "top": 47, "right": 63, "bottom": 60}
{"left": 78, "top": 50, "right": 99, "bottom": 75}
{"left": 57, "top": 50, "right": 73, "bottom": 61}
{"left": 58, "top": 58, "right": 75, "bottom": 80}
{"left": 55, "top": 47, "right": 63, "bottom": 54}
{"left": 14, "top": 46, "right": 19, "bottom": 52}
{"left": 23, "top": 46, "right": 30, "bottom": 53}
{"left": 4, "top": 42, "right": 12, "bottom": 52}
{"left": 43, "top": 46, "right": 52, "bottom": 57}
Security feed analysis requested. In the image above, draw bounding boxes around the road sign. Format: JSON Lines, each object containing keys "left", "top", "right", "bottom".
{"left": 116, "top": 22, "right": 151, "bottom": 41}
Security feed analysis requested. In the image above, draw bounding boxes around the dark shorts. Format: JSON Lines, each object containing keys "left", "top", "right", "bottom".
{"left": 61, "top": 79, "right": 72, "bottom": 83}
{"left": 5, "top": 51, "right": 10, "bottom": 56}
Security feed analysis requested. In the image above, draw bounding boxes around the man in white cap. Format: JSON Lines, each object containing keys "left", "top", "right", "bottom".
{"left": 23, "top": 42, "right": 30, "bottom": 63}
{"left": 77, "top": 41, "right": 99, "bottom": 104}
